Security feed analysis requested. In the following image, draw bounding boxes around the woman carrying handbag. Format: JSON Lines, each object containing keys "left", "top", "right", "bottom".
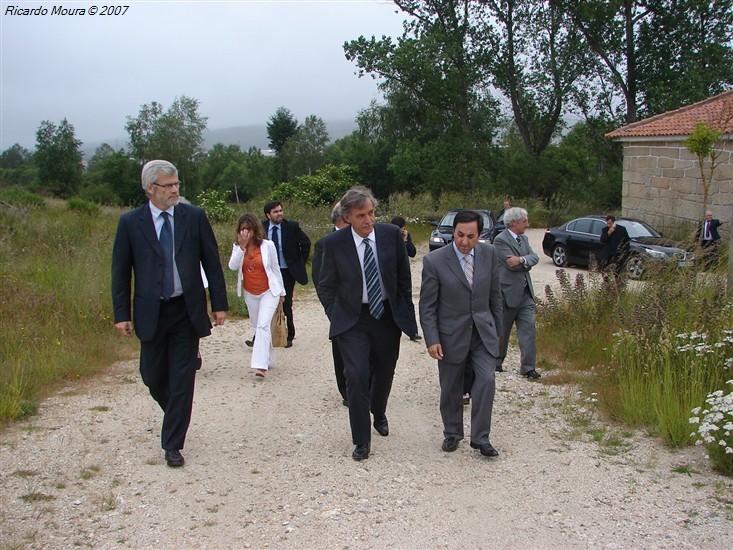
{"left": 228, "top": 213, "right": 286, "bottom": 378}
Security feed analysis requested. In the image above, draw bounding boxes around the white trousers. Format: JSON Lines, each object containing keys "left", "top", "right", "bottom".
{"left": 243, "top": 289, "right": 279, "bottom": 370}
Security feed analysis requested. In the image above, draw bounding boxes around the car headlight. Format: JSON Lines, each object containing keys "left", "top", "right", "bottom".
{"left": 431, "top": 236, "right": 443, "bottom": 243}
{"left": 643, "top": 248, "right": 668, "bottom": 260}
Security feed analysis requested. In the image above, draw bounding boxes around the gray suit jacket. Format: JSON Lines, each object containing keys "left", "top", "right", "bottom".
{"left": 419, "top": 242, "right": 504, "bottom": 364}
{"left": 493, "top": 229, "right": 539, "bottom": 308}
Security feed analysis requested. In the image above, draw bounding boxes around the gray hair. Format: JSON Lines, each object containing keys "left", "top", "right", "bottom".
{"left": 339, "top": 186, "right": 378, "bottom": 216}
{"left": 503, "top": 207, "right": 528, "bottom": 228}
{"left": 141, "top": 160, "right": 178, "bottom": 193}
{"left": 330, "top": 202, "right": 344, "bottom": 225}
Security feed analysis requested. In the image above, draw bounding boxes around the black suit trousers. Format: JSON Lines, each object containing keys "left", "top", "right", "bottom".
{"left": 280, "top": 268, "right": 297, "bottom": 341}
{"left": 139, "top": 298, "right": 199, "bottom": 451}
{"left": 336, "top": 303, "right": 401, "bottom": 445}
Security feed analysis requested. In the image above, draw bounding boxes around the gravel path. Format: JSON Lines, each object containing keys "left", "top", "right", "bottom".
{"left": 2, "top": 230, "right": 732, "bottom": 548}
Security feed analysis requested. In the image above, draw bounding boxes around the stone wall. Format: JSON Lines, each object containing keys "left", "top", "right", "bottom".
{"left": 621, "top": 138, "right": 733, "bottom": 236}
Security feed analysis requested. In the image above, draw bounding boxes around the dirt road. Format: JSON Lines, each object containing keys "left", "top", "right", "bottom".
{"left": 1, "top": 229, "right": 731, "bottom": 548}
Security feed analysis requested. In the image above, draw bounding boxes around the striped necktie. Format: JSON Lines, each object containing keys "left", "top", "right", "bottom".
{"left": 463, "top": 253, "right": 474, "bottom": 288}
{"left": 362, "top": 238, "right": 384, "bottom": 319}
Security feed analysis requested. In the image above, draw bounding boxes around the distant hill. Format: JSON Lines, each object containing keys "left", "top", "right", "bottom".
{"left": 81, "top": 119, "right": 358, "bottom": 159}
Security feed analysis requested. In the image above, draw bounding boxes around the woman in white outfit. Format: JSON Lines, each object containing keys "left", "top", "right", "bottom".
{"left": 228, "top": 213, "right": 285, "bottom": 378}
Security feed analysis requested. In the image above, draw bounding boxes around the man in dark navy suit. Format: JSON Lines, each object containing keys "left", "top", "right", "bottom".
{"left": 696, "top": 210, "right": 723, "bottom": 269}
{"left": 261, "top": 200, "right": 311, "bottom": 348}
{"left": 112, "top": 160, "right": 228, "bottom": 468}
{"left": 317, "top": 187, "right": 417, "bottom": 460}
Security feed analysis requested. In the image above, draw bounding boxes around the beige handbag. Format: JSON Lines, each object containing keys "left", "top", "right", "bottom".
{"left": 270, "top": 302, "right": 287, "bottom": 347}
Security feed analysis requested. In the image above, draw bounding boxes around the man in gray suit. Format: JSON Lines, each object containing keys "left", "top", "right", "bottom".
{"left": 493, "top": 207, "right": 541, "bottom": 379}
{"left": 419, "top": 210, "right": 504, "bottom": 457}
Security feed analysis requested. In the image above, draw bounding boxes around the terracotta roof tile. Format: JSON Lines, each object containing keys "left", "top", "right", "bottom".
{"left": 606, "top": 90, "right": 733, "bottom": 140}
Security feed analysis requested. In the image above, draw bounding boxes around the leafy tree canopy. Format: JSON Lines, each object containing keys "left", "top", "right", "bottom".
{"left": 34, "top": 118, "right": 83, "bottom": 198}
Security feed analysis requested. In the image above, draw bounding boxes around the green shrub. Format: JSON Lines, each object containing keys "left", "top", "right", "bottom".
{"left": 0, "top": 188, "right": 46, "bottom": 209}
{"left": 78, "top": 183, "right": 118, "bottom": 206}
{"left": 67, "top": 197, "right": 100, "bottom": 215}
{"left": 197, "top": 188, "right": 235, "bottom": 224}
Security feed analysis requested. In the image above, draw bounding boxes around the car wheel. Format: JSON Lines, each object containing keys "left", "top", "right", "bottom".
{"left": 552, "top": 244, "right": 568, "bottom": 267}
{"left": 625, "top": 255, "right": 644, "bottom": 280}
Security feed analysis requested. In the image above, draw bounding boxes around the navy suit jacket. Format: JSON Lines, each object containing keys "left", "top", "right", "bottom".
{"left": 111, "top": 202, "right": 228, "bottom": 342}
{"left": 697, "top": 218, "right": 722, "bottom": 242}
{"left": 262, "top": 218, "right": 311, "bottom": 285}
{"left": 317, "top": 223, "right": 417, "bottom": 339}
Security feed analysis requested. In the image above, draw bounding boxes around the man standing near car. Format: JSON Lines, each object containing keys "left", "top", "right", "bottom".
{"left": 494, "top": 207, "right": 541, "bottom": 379}
{"left": 420, "top": 210, "right": 504, "bottom": 457}
{"left": 600, "top": 215, "right": 630, "bottom": 276}
{"left": 261, "top": 200, "right": 311, "bottom": 348}
{"left": 696, "top": 210, "right": 723, "bottom": 269}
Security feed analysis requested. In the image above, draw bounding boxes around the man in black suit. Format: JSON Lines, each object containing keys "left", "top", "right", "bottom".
{"left": 318, "top": 187, "right": 417, "bottom": 460}
{"left": 262, "top": 200, "right": 311, "bottom": 348}
{"left": 112, "top": 160, "right": 228, "bottom": 468}
{"left": 696, "top": 210, "right": 723, "bottom": 269}
{"left": 600, "top": 215, "right": 630, "bottom": 276}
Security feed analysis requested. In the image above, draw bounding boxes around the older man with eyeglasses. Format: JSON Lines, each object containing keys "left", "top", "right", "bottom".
{"left": 111, "top": 160, "right": 228, "bottom": 468}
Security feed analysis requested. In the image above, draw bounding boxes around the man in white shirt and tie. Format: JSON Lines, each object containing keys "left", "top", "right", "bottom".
{"left": 697, "top": 210, "right": 723, "bottom": 269}
{"left": 493, "top": 207, "right": 541, "bottom": 379}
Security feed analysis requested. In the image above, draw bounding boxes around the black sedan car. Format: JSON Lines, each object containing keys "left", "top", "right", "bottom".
{"left": 542, "top": 215, "right": 694, "bottom": 279}
{"left": 429, "top": 209, "right": 496, "bottom": 251}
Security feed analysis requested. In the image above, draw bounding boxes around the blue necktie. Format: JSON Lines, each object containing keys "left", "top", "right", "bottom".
{"left": 159, "top": 212, "right": 174, "bottom": 299}
{"left": 363, "top": 238, "right": 384, "bottom": 320}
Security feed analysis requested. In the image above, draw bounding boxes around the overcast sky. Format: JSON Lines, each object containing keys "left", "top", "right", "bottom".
{"left": 0, "top": 0, "right": 408, "bottom": 151}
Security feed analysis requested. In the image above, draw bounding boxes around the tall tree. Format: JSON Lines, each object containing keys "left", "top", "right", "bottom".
{"left": 0, "top": 143, "right": 32, "bottom": 169}
{"left": 636, "top": 0, "right": 733, "bottom": 116}
{"left": 125, "top": 95, "right": 208, "bottom": 196}
{"left": 266, "top": 107, "right": 299, "bottom": 154}
{"left": 481, "top": 0, "right": 590, "bottom": 158}
{"left": 281, "top": 115, "right": 330, "bottom": 178}
{"left": 558, "top": 0, "right": 733, "bottom": 123}
{"left": 344, "top": 0, "right": 501, "bottom": 191}
{"left": 0, "top": 143, "right": 36, "bottom": 187}
{"left": 34, "top": 118, "right": 83, "bottom": 198}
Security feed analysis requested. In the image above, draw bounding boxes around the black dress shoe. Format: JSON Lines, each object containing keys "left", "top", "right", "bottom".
{"left": 470, "top": 441, "right": 499, "bottom": 457}
{"left": 373, "top": 417, "right": 389, "bottom": 436}
{"left": 352, "top": 443, "right": 370, "bottom": 460}
{"left": 523, "top": 369, "right": 541, "bottom": 379}
{"left": 285, "top": 340, "right": 293, "bottom": 348}
{"left": 495, "top": 365, "right": 505, "bottom": 372}
{"left": 442, "top": 436, "right": 461, "bottom": 452}
{"left": 165, "top": 449, "right": 185, "bottom": 467}
{"left": 410, "top": 334, "right": 423, "bottom": 341}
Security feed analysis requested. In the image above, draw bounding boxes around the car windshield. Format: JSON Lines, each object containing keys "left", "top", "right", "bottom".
{"left": 439, "top": 211, "right": 491, "bottom": 230}
{"left": 617, "top": 220, "right": 661, "bottom": 239}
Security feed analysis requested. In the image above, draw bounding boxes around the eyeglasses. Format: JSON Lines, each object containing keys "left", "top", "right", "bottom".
{"left": 153, "top": 181, "right": 181, "bottom": 190}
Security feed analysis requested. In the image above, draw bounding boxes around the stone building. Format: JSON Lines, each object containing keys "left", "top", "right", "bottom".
{"left": 606, "top": 90, "right": 733, "bottom": 235}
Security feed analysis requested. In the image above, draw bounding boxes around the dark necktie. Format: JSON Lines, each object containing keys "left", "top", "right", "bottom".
{"left": 272, "top": 225, "right": 281, "bottom": 260}
{"left": 159, "top": 211, "right": 174, "bottom": 299}
{"left": 363, "top": 238, "right": 384, "bottom": 319}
